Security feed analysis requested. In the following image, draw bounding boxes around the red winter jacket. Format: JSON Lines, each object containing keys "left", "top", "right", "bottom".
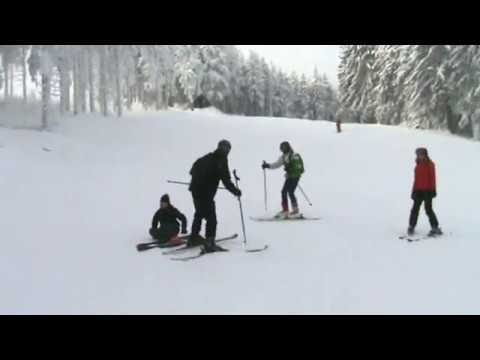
{"left": 413, "top": 160, "right": 436, "bottom": 192}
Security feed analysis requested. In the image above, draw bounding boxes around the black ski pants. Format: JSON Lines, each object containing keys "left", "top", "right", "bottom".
{"left": 282, "top": 177, "right": 300, "bottom": 210}
{"left": 409, "top": 191, "right": 440, "bottom": 229}
{"left": 191, "top": 195, "right": 217, "bottom": 239}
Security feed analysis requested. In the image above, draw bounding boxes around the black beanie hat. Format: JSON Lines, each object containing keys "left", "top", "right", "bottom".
{"left": 160, "top": 194, "right": 170, "bottom": 204}
{"left": 217, "top": 139, "right": 232, "bottom": 154}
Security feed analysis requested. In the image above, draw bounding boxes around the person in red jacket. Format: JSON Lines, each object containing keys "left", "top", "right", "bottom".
{"left": 408, "top": 148, "right": 442, "bottom": 236}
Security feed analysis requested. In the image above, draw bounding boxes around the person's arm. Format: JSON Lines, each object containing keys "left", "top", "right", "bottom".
{"left": 151, "top": 210, "right": 160, "bottom": 230}
{"left": 431, "top": 162, "right": 437, "bottom": 196}
{"left": 219, "top": 158, "right": 241, "bottom": 196}
{"left": 411, "top": 167, "right": 417, "bottom": 200}
{"left": 174, "top": 208, "right": 188, "bottom": 233}
{"left": 268, "top": 155, "right": 285, "bottom": 170}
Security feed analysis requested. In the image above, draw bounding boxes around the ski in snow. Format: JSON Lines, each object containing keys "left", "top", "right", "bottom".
{"left": 244, "top": 245, "right": 269, "bottom": 253}
{"left": 161, "top": 234, "right": 238, "bottom": 255}
{"left": 399, "top": 233, "right": 445, "bottom": 242}
{"left": 171, "top": 248, "right": 229, "bottom": 262}
{"left": 171, "top": 244, "right": 268, "bottom": 261}
{"left": 136, "top": 235, "right": 190, "bottom": 252}
{"left": 250, "top": 214, "right": 321, "bottom": 222}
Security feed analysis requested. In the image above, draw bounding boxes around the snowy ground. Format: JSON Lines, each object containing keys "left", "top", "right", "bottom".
{"left": 1, "top": 107, "right": 480, "bottom": 314}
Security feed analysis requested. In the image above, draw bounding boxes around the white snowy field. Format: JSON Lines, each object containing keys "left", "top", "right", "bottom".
{"left": 1, "top": 107, "right": 480, "bottom": 314}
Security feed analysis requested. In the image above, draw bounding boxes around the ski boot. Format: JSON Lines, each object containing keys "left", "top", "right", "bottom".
{"left": 275, "top": 203, "right": 290, "bottom": 219}
{"left": 289, "top": 206, "right": 302, "bottom": 219}
{"left": 407, "top": 227, "right": 415, "bottom": 236}
{"left": 428, "top": 227, "right": 443, "bottom": 237}
{"left": 187, "top": 235, "right": 206, "bottom": 248}
{"left": 274, "top": 211, "right": 289, "bottom": 220}
{"left": 201, "top": 237, "right": 228, "bottom": 254}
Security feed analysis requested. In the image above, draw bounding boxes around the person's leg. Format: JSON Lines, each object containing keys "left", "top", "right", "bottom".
{"left": 281, "top": 180, "right": 289, "bottom": 212}
{"left": 205, "top": 200, "right": 217, "bottom": 240}
{"left": 409, "top": 196, "right": 423, "bottom": 230}
{"left": 189, "top": 195, "right": 207, "bottom": 246}
{"left": 424, "top": 196, "right": 440, "bottom": 229}
{"left": 190, "top": 195, "right": 203, "bottom": 238}
{"left": 204, "top": 199, "right": 226, "bottom": 252}
{"left": 287, "top": 178, "right": 300, "bottom": 212}
{"left": 150, "top": 225, "right": 178, "bottom": 243}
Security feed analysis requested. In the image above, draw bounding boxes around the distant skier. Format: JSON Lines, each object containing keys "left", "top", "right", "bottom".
{"left": 262, "top": 141, "right": 305, "bottom": 219}
{"left": 188, "top": 140, "right": 242, "bottom": 253}
{"left": 407, "top": 148, "right": 442, "bottom": 236}
{"left": 149, "top": 194, "right": 188, "bottom": 246}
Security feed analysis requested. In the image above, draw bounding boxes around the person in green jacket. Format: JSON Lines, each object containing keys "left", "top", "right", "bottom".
{"left": 262, "top": 141, "right": 305, "bottom": 219}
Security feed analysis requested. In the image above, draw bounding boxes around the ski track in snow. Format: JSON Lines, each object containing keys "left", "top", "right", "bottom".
{"left": 1, "top": 108, "right": 480, "bottom": 314}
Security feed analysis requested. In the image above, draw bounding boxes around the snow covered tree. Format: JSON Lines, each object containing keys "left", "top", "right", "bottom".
{"left": 404, "top": 45, "right": 456, "bottom": 131}
{"left": 338, "top": 45, "right": 377, "bottom": 123}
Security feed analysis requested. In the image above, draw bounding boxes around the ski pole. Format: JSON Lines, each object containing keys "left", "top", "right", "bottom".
{"left": 167, "top": 180, "right": 227, "bottom": 190}
{"left": 233, "top": 170, "right": 247, "bottom": 246}
{"left": 263, "top": 168, "right": 268, "bottom": 212}
{"left": 298, "top": 184, "right": 313, "bottom": 206}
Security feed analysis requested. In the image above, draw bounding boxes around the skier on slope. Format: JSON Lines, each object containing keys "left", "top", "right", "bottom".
{"left": 262, "top": 141, "right": 305, "bottom": 219}
{"left": 149, "top": 194, "right": 188, "bottom": 246}
{"left": 407, "top": 148, "right": 443, "bottom": 237}
{"left": 188, "top": 140, "right": 242, "bottom": 253}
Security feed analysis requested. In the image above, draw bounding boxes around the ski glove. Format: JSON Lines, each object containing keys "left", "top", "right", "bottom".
{"left": 233, "top": 188, "right": 242, "bottom": 198}
{"left": 181, "top": 227, "right": 188, "bottom": 234}
{"left": 262, "top": 161, "right": 270, "bottom": 170}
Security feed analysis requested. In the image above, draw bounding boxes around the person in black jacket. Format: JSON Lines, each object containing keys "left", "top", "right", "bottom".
{"left": 188, "top": 140, "right": 242, "bottom": 252}
{"left": 149, "top": 194, "right": 188, "bottom": 245}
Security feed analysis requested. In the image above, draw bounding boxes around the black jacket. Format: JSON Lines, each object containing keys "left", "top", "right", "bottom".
{"left": 189, "top": 149, "right": 238, "bottom": 199}
{"left": 151, "top": 205, "right": 187, "bottom": 231}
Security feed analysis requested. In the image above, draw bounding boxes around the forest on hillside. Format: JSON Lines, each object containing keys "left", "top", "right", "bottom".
{"left": 0, "top": 45, "right": 338, "bottom": 128}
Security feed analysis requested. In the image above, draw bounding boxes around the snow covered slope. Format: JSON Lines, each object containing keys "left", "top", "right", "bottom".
{"left": 1, "top": 108, "right": 480, "bottom": 314}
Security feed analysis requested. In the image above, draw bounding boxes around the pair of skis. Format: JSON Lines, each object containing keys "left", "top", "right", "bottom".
{"left": 137, "top": 233, "right": 267, "bottom": 261}
{"left": 399, "top": 233, "right": 444, "bottom": 242}
{"left": 250, "top": 214, "right": 321, "bottom": 222}
{"left": 171, "top": 236, "right": 269, "bottom": 262}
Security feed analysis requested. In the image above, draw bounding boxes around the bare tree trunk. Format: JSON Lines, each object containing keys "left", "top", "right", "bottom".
{"left": 58, "top": 57, "right": 69, "bottom": 114}
{"left": 113, "top": 46, "right": 122, "bottom": 117}
{"left": 22, "top": 47, "right": 27, "bottom": 103}
{"left": 9, "top": 64, "right": 14, "bottom": 97}
{"left": 73, "top": 55, "right": 79, "bottom": 115}
{"left": 59, "top": 64, "right": 65, "bottom": 115}
{"left": 41, "top": 73, "right": 50, "bottom": 130}
{"left": 155, "top": 76, "right": 162, "bottom": 110}
{"left": 99, "top": 46, "right": 108, "bottom": 117}
{"left": 88, "top": 49, "right": 95, "bottom": 113}
{"left": 79, "top": 52, "right": 87, "bottom": 113}
{"left": 3, "top": 57, "right": 9, "bottom": 99}
{"left": 65, "top": 64, "right": 71, "bottom": 113}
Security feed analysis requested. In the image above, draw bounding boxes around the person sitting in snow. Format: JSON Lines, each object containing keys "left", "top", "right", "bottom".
{"left": 262, "top": 141, "right": 305, "bottom": 219}
{"left": 408, "top": 148, "right": 442, "bottom": 237}
{"left": 149, "top": 194, "right": 188, "bottom": 246}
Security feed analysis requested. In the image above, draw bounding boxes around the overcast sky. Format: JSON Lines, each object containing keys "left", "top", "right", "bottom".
{"left": 237, "top": 45, "right": 341, "bottom": 88}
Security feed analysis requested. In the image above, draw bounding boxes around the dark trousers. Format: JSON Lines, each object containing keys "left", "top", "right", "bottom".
{"left": 149, "top": 224, "right": 179, "bottom": 243}
{"left": 409, "top": 191, "right": 440, "bottom": 229}
{"left": 282, "top": 177, "right": 300, "bottom": 210}
{"left": 191, "top": 195, "right": 217, "bottom": 239}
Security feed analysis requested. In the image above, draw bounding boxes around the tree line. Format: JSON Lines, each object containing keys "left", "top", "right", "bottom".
{"left": 0, "top": 45, "right": 338, "bottom": 129}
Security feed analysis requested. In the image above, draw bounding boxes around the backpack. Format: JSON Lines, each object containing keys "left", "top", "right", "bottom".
{"left": 285, "top": 153, "right": 305, "bottom": 178}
